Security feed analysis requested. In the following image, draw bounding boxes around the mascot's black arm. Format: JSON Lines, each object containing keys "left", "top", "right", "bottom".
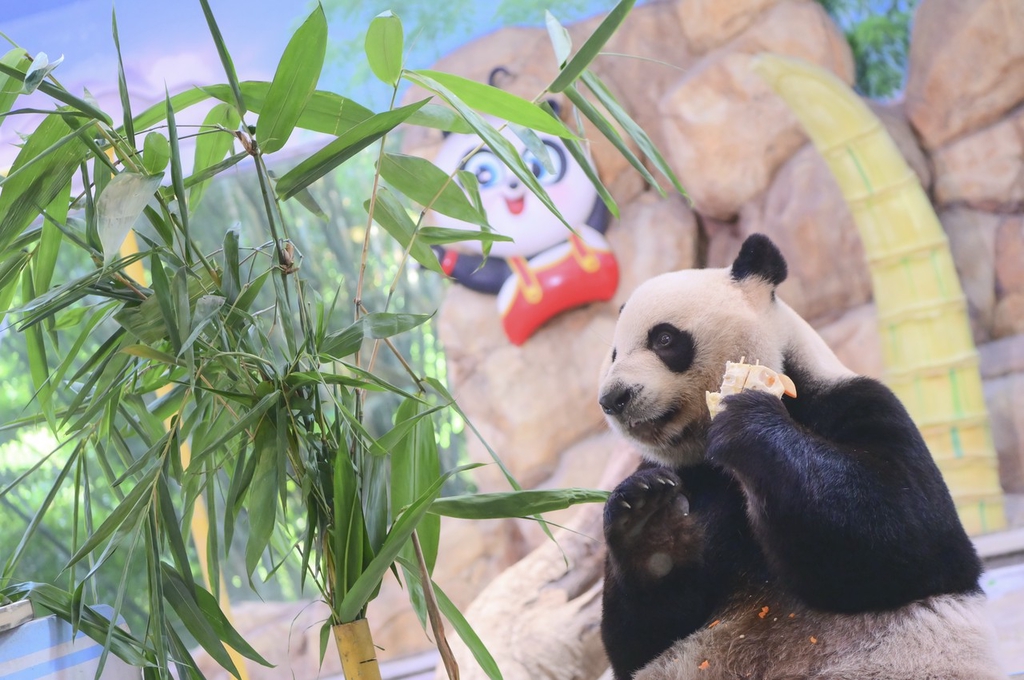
{"left": 601, "top": 464, "right": 763, "bottom": 679}
{"left": 706, "top": 368, "right": 982, "bottom": 613}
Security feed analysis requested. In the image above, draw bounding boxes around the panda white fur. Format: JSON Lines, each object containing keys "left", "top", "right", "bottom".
{"left": 597, "top": 234, "right": 1005, "bottom": 680}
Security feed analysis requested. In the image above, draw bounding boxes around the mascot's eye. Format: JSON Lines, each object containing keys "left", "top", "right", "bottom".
{"left": 521, "top": 141, "right": 566, "bottom": 186}
{"left": 460, "top": 151, "right": 503, "bottom": 189}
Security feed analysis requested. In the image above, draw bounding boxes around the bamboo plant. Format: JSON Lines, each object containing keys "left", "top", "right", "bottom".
{"left": 0, "top": 1, "right": 682, "bottom": 678}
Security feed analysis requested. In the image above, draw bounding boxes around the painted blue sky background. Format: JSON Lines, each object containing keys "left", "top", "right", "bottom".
{"left": 0, "top": 0, "right": 618, "bottom": 168}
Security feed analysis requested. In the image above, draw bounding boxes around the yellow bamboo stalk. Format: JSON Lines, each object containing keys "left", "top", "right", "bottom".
{"left": 333, "top": 619, "right": 383, "bottom": 680}
{"left": 753, "top": 54, "right": 1005, "bottom": 534}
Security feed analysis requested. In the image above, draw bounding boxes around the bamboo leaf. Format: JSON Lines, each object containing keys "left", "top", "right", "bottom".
{"left": 548, "top": 0, "right": 636, "bottom": 92}
{"left": 23, "top": 52, "right": 64, "bottom": 95}
{"left": 417, "top": 226, "right": 513, "bottom": 246}
{"left": 563, "top": 85, "right": 661, "bottom": 194}
{"left": 189, "top": 103, "right": 239, "bottom": 210}
{"left": 390, "top": 400, "right": 441, "bottom": 573}
{"left": 581, "top": 70, "right": 686, "bottom": 196}
{"left": 0, "top": 48, "right": 31, "bottom": 118}
{"left": 160, "top": 563, "right": 241, "bottom": 677}
{"left": 432, "top": 580, "right": 503, "bottom": 680}
{"left": 379, "top": 152, "right": 487, "bottom": 226}
{"left": 189, "top": 390, "right": 280, "bottom": 469}
{"left": 244, "top": 419, "right": 281, "bottom": 579}
{"left": 562, "top": 135, "right": 618, "bottom": 218}
{"left": 413, "top": 70, "right": 577, "bottom": 139}
{"left": 142, "top": 132, "right": 170, "bottom": 175}
{"left": 363, "top": 311, "right": 432, "bottom": 339}
{"left": 111, "top": 8, "right": 134, "bottom": 146}
{"left": 197, "top": 0, "right": 246, "bottom": 115}
{"left": 0, "top": 113, "right": 89, "bottom": 256}
{"left": 165, "top": 90, "right": 189, "bottom": 240}
{"left": 405, "top": 72, "right": 571, "bottom": 232}
{"left": 368, "top": 186, "right": 444, "bottom": 275}
{"left": 276, "top": 99, "right": 428, "bottom": 200}
{"left": 430, "top": 488, "right": 608, "bottom": 519}
{"left": 405, "top": 103, "right": 472, "bottom": 134}
{"left": 0, "top": 62, "right": 110, "bottom": 124}
{"left": 365, "top": 11, "right": 404, "bottom": 86}
{"left": 65, "top": 465, "right": 159, "bottom": 570}
{"left": 33, "top": 181, "right": 70, "bottom": 294}
{"left": 545, "top": 11, "right": 572, "bottom": 66}
{"left": 97, "top": 171, "right": 164, "bottom": 265}
{"left": 337, "top": 463, "right": 481, "bottom": 622}
{"left": 257, "top": 5, "right": 328, "bottom": 154}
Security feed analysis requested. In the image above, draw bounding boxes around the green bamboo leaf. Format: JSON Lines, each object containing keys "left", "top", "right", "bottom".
{"left": 509, "top": 123, "right": 554, "bottom": 174}
{"left": 221, "top": 226, "right": 241, "bottom": 303}
{"left": 563, "top": 85, "right": 661, "bottom": 194}
{"left": 142, "top": 132, "right": 170, "bottom": 174}
{"left": 0, "top": 113, "right": 89, "bottom": 256}
{"left": 379, "top": 152, "right": 487, "bottom": 226}
{"left": 189, "top": 390, "right": 280, "bottom": 469}
{"left": 390, "top": 399, "right": 441, "bottom": 572}
{"left": 276, "top": 98, "right": 428, "bottom": 200}
{"left": 430, "top": 488, "right": 608, "bottom": 519}
{"left": 548, "top": 0, "right": 636, "bottom": 92}
{"left": 0, "top": 48, "right": 31, "bottom": 119}
{"left": 21, "top": 269, "right": 54, "bottom": 427}
{"left": 405, "top": 72, "right": 572, "bottom": 232}
{"left": 65, "top": 465, "right": 160, "bottom": 570}
{"left": 432, "top": 580, "right": 503, "bottom": 680}
{"left": 257, "top": 5, "right": 328, "bottom": 154}
{"left": 581, "top": 70, "right": 686, "bottom": 196}
{"left": 160, "top": 563, "right": 242, "bottom": 677}
{"left": 120, "top": 344, "right": 181, "bottom": 366}
{"left": 189, "top": 103, "right": 239, "bottom": 209}
{"left": 368, "top": 186, "right": 445, "bottom": 275}
{"left": 244, "top": 419, "right": 280, "bottom": 578}
{"left": 413, "top": 70, "right": 576, "bottom": 139}
{"left": 33, "top": 181, "right": 70, "bottom": 294}
{"left": 0, "top": 62, "right": 110, "bottom": 124}
{"left": 97, "top": 171, "right": 164, "bottom": 265}
{"left": 337, "top": 463, "right": 482, "bottom": 622}
{"left": 363, "top": 311, "right": 433, "bottom": 339}
{"left": 198, "top": 0, "right": 246, "bottom": 115}
{"left": 365, "top": 11, "right": 404, "bottom": 86}
{"left": 562, "top": 135, "right": 618, "bottom": 218}
{"left": 0, "top": 252, "right": 30, "bottom": 328}
{"left": 545, "top": 11, "right": 572, "bottom": 66}
{"left": 405, "top": 103, "right": 472, "bottom": 134}
{"left": 417, "top": 226, "right": 513, "bottom": 247}
{"left": 111, "top": 8, "right": 134, "bottom": 146}
{"left": 182, "top": 566, "right": 273, "bottom": 666}
{"left": 165, "top": 90, "right": 190, "bottom": 238}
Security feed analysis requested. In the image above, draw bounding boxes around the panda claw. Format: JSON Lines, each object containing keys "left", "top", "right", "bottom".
{"left": 620, "top": 500, "right": 632, "bottom": 510}
{"left": 639, "top": 482, "right": 650, "bottom": 490}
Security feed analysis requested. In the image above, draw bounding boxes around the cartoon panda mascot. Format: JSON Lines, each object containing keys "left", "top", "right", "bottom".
{"left": 598, "top": 234, "right": 1005, "bottom": 679}
{"left": 430, "top": 93, "right": 617, "bottom": 346}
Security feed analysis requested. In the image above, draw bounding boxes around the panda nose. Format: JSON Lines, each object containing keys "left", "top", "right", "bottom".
{"left": 599, "top": 386, "right": 633, "bottom": 415}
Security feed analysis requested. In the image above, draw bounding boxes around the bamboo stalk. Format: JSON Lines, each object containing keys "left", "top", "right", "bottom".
{"left": 333, "top": 618, "right": 383, "bottom": 680}
{"left": 754, "top": 54, "right": 1005, "bottom": 534}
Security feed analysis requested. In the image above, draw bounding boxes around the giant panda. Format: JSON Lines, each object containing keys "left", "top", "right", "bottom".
{"left": 597, "top": 234, "right": 1005, "bottom": 680}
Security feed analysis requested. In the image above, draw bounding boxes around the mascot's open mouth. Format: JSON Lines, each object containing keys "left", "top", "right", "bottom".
{"left": 505, "top": 195, "right": 525, "bottom": 215}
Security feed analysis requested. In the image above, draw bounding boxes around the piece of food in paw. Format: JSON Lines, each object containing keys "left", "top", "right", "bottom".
{"left": 705, "top": 359, "right": 797, "bottom": 419}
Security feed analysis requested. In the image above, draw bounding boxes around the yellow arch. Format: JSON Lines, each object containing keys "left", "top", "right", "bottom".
{"left": 753, "top": 54, "right": 1005, "bottom": 535}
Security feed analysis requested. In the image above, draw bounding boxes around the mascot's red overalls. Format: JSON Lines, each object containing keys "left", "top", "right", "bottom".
{"left": 431, "top": 119, "right": 618, "bottom": 345}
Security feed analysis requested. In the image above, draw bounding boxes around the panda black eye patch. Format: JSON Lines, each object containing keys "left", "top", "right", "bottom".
{"left": 647, "top": 323, "right": 695, "bottom": 373}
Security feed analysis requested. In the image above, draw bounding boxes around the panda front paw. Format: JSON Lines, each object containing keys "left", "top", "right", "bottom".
{"left": 604, "top": 468, "right": 696, "bottom": 581}
{"left": 707, "top": 389, "right": 790, "bottom": 466}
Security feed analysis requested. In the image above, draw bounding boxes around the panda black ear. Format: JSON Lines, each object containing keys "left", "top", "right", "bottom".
{"left": 731, "top": 234, "right": 787, "bottom": 287}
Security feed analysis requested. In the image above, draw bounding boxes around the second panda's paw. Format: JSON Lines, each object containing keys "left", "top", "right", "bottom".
{"left": 604, "top": 468, "right": 696, "bottom": 580}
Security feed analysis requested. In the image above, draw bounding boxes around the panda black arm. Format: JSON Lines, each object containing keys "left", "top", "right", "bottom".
{"left": 705, "top": 377, "right": 981, "bottom": 613}
{"left": 601, "top": 465, "right": 755, "bottom": 679}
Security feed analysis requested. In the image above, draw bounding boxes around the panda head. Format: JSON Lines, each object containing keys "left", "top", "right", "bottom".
{"left": 598, "top": 234, "right": 791, "bottom": 467}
